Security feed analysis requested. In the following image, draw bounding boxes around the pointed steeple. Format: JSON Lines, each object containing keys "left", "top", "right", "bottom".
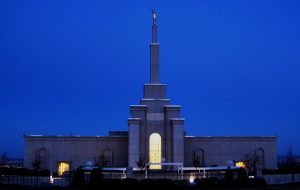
{"left": 150, "top": 9, "right": 160, "bottom": 83}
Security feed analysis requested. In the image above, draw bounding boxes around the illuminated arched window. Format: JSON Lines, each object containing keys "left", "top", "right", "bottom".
{"left": 58, "top": 162, "right": 70, "bottom": 176}
{"left": 254, "top": 148, "right": 265, "bottom": 168}
{"left": 103, "top": 149, "right": 113, "bottom": 167}
{"left": 38, "top": 148, "right": 48, "bottom": 169}
{"left": 194, "top": 148, "right": 205, "bottom": 167}
{"left": 149, "top": 133, "right": 162, "bottom": 169}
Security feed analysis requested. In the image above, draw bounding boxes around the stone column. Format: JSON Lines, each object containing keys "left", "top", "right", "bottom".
{"left": 171, "top": 118, "right": 185, "bottom": 167}
{"left": 128, "top": 118, "right": 141, "bottom": 168}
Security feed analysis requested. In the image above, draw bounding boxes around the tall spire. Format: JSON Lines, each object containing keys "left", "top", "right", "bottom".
{"left": 150, "top": 9, "right": 160, "bottom": 83}
{"left": 151, "top": 9, "right": 157, "bottom": 43}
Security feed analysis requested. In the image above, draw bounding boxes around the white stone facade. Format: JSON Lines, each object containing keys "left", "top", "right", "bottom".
{"left": 23, "top": 13, "right": 277, "bottom": 173}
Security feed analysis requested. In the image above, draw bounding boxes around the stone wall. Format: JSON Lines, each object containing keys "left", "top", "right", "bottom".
{"left": 24, "top": 135, "right": 128, "bottom": 172}
{"left": 263, "top": 174, "right": 300, "bottom": 185}
{"left": 184, "top": 136, "right": 277, "bottom": 169}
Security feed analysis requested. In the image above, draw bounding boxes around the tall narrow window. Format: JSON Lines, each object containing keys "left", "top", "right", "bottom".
{"left": 254, "top": 148, "right": 265, "bottom": 168}
{"left": 103, "top": 149, "right": 113, "bottom": 167}
{"left": 38, "top": 148, "right": 48, "bottom": 169}
{"left": 58, "top": 162, "right": 70, "bottom": 176}
{"left": 149, "top": 133, "right": 161, "bottom": 169}
{"left": 194, "top": 148, "right": 205, "bottom": 167}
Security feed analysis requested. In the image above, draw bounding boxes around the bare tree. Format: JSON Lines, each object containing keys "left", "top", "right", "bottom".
{"left": 136, "top": 154, "right": 146, "bottom": 170}
{"left": 0, "top": 152, "right": 8, "bottom": 167}
{"left": 241, "top": 153, "right": 258, "bottom": 176}
{"left": 32, "top": 151, "right": 41, "bottom": 171}
{"left": 285, "top": 145, "right": 296, "bottom": 167}
{"left": 31, "top": 151, "right": 41, "bottom": 186}
{"left": 93, "top": 155, "right": 107, "bottom": 169}
{"left": 192, "top": 156, "right": 201, "bottom": 169}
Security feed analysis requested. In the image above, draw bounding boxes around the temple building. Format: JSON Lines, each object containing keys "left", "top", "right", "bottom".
{"left": 24, "top": 12, "right": 277, "bottom": 175}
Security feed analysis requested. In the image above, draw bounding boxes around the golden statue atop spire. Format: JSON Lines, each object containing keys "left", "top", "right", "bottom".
{"left": 151, "top": 8, "right": 157, "bottom": 25}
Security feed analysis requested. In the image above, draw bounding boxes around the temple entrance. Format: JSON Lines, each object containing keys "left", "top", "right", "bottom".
{"left": 149, "top": 133, "right": 161, "bottom": 169}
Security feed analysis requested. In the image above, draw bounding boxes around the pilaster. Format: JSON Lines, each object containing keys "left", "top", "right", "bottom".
{"left": 128, "top": 118, "right": 141, "bottom": 167}
{"left": 171, "top": 118, "right": 185, "bottom": 165}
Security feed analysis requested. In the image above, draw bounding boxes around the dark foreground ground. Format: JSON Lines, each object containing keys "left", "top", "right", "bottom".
{"left": 1, "top": 183, "right": 300, "bottom": 190}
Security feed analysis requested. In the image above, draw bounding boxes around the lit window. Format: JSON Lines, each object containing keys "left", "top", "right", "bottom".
{"left": 149, "top": 133, "right": 161, "bottom": 169}
{"left": 58, "top": 162, "right": 70, "bottom": 176}
{"left": 235, "top": 161, "right": 246, "bottom": 169}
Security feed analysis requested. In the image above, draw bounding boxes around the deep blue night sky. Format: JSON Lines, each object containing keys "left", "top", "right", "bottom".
{"left": 1, "top": 1, "right": 300, "bottom": 158}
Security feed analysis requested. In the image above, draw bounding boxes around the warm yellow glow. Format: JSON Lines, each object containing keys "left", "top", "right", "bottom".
{"left": 235, "top": 161, "right": 246, "bottom": 169}
{"left": 149, "top": 133, "right": 161, "bottom": 169}
{"left": 58, "top": 162, "right": 70, "bottom": 176}
{"left": 189, "top": 175, "right": 195, "bottom": 183}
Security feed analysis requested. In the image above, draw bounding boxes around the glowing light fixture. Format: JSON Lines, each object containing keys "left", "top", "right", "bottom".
{"left": 235, "top": 161, "right": 246, "bottom": 169}
{"left": 58, "top": 162, "right": 70, "bottom": 176}
{"left": 189, "top": 175, "right": 195, "bottom": 183}
{"left": 49, "top": 174, "right": 54, "bottom": 184}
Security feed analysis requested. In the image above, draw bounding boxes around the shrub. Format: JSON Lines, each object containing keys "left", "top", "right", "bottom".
{"left": 174, "top": 180, "right": 191, "bottom": 189}
{"left": 218, "top": 177, "right": 267, "bottom": 188}
{"left": 138, "top": 179, "right": 175, "bottom": 190}
{"left": 70, "top": 168, "right": 86, "bottom": 188}
{"left": 224, "top": 168, "right": 233, "bottom": 180}
{"left": 0, "top": 167, "right": 50, "bottom": 176}
{"left": 237, "top": 168, "right": 247, "bottom": 179}
{"left": 248, "top": 177, "right": 267, "bottom": 187}
{"left": 120, "top": 178, "right": 138, "bottom": 190}
{"left": 89, "top": 168, "right": 103, "bottom": 187}
{"left": 195, "top": 177, "right": 218, "bottom": 188}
